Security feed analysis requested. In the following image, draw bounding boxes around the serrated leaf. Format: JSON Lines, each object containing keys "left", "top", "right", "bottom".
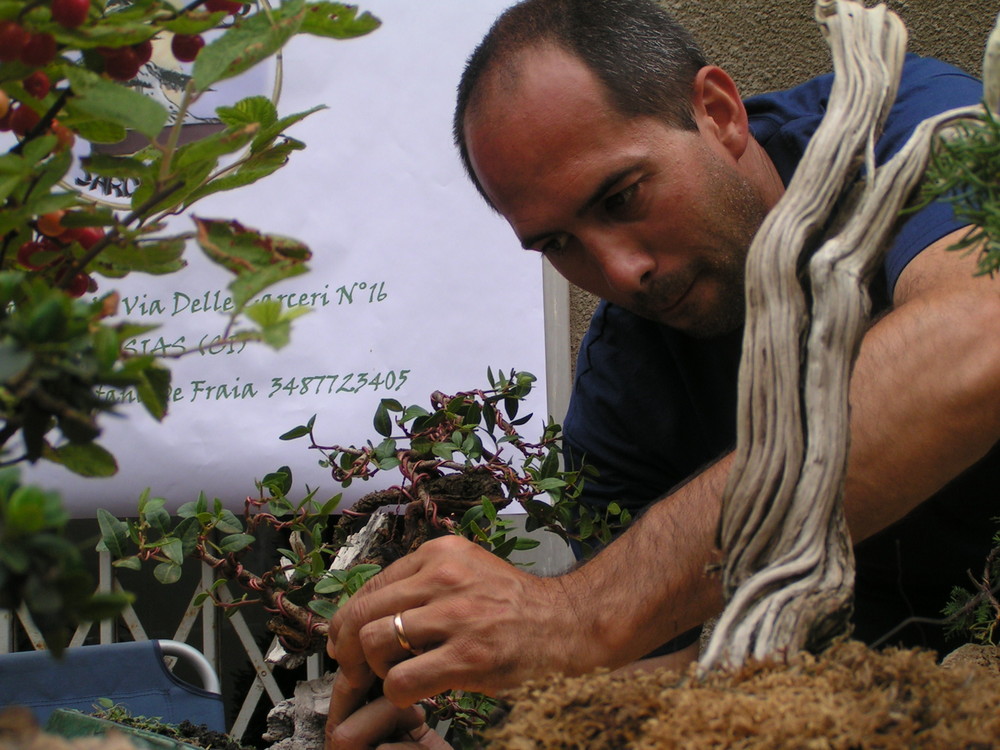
{"left": 72, "top": 118, "right": 129, "bottom": 145}
{"left": 193, "top": 217, "right": 311, "bottom": 306}
{"left": 251, "top": 106, "right": 324, "bottom": 152}
{"left": 193, "top": 0, "right": 307, "bottom": 91}
{"left": 95, "top": 238, "right": 186, "bottom": 276}
{"left": 81, "top": 153, "right": 149, "bottom": 180}
{"left": 174, "top": 124, "right": 258, "bottom": 169}
{"left": 300, "top": 2, "right": 381, "bottom": 39}
{"left": 216, "top": 95, "right": 278, "bottom": 129}
{"left": 64, "top": 67, "right": 168, "bottom": 139}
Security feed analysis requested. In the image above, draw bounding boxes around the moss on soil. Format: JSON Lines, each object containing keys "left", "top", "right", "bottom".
{"left": 487, "top": 640, "right": 1000, "bottom": 749}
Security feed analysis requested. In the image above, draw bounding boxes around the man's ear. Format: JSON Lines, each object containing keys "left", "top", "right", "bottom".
{"left": 692, "top": 66, "right": 749, "bottom": 161}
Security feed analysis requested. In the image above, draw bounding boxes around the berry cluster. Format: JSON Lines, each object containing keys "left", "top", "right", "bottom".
{"left": 15, "top": 211, "right": 106, "bottom": 297}
{"left": 0, "top": 70, "right": 73, "bottom": 146}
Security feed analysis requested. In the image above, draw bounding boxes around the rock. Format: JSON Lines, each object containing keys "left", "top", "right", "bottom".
{"left": 941, "top": 643, "right": 1000, "bottom": 674}
{"left": 262, "top": 675, "right": 333, "bottom": 750}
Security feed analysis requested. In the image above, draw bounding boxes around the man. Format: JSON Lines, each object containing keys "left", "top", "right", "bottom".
{"left": 325, "top": 0, "right": 1000, "bottom": 745}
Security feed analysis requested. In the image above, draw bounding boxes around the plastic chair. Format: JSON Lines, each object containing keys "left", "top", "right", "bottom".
{"left": 0, "top": 640, "right": 225, "bottom": 732}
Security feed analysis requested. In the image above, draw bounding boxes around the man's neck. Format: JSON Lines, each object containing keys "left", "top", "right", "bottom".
{"left": 741, "top": 136, "right": 786, "bottom": 211}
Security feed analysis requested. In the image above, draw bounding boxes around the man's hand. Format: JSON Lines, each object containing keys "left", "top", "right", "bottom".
{"left": 326, "top": 535, "right": 586, "bottom": 708}
{"left": 325, "top": 693, "right": 450, "bottom": 750}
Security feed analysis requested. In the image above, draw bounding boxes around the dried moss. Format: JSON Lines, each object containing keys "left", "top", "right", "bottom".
{"left": 488, "top": 641, "right": 1000, "bottom": 749}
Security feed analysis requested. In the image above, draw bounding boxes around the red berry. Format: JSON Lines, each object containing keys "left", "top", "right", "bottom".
{"left": 204, "top": 0, "right": 243, "bottom": 14}
{"left": 0, "top": 90, "right": 9, "bottom": 120}
{"left": 51, "top": 0, "right": 90, "bottom": 28}
{"left": 20, "top": 32, "right": 57, "bottom": 66}
{"left": 0, "top": 110, "right": 11, "bottom": 132}
{"left": 9, "top": 105, "right": 41, "bottom": 136}
{"left": 66, "top": 272, "right": 92, "bottom": 298}
{"left": 23, "top": 71, "right": 51, "bottom": 100}
{"left": 170, "top": 33, "right": 205, "bottom": 63}
{"left": 64, "top": 226, "right": 104, "bottom": 251}
{"left": 132, "top": 39, "right": 153, "bottom": 65}
{"left": 103, "top": 47, "right": 141, "bottom": 81}
{"left": 50, "top": 120, "right": 75, "bottom": 151}
{"left": 37, "top": 210, "right": 67, "bottom": 238}
{"left": 0, "top": 21, "right": 29, "bottom": 62}
{"left": 16, "top": 240, "right": 60, "bottom": 270}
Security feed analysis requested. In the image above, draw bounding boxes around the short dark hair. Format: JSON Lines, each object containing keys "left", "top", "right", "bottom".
{"left": 453, "top": 0, "right": 708, "bottom": 206}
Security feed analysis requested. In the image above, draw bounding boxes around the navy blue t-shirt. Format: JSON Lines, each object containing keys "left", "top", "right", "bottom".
{"left": 563, "top": 55, "right": 994, "bottom": 655}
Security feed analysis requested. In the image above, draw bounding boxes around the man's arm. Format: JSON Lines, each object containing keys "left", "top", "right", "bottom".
{"left": 326, "top": 227, "right": 1000, "bottom": 712}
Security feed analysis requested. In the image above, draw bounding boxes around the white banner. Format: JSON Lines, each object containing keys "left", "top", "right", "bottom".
{"left": 22, "top": 0, "right": 548, "bottom": 516}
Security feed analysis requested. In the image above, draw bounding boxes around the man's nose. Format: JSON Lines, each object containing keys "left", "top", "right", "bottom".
{"left": 583, "top": 230, "right": 655, "bottom": 296}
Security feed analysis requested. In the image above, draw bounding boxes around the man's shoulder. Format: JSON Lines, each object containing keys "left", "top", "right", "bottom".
{"left": 746, "top": 54, "right": 980, "bottom": 183}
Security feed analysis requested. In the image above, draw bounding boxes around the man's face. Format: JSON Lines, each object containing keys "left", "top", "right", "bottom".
{"left": 464, "top": 46, "right": 769, "bottom": 337}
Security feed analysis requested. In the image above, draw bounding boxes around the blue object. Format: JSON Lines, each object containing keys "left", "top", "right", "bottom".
{"left": 0, "top": 640, "right": 225, "bottom": 732}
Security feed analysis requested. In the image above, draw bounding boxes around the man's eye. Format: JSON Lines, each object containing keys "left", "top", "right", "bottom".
{"left": 604, "top": 184, "right": 637, "bottom": 213}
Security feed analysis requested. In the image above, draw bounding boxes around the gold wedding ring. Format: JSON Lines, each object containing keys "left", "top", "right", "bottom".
{"left": 393, "top": 612, "right": 421, "bottom": 655}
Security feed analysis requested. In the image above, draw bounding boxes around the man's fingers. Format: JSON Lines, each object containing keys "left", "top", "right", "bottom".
{"left": 328, "top": 548, "right": 435, "bottom": 655}
{"left": 327, "top": 668, "right": 376, "bottom": 731}
{"left": 326, "top": 694, "right": 428, "bottom": 750}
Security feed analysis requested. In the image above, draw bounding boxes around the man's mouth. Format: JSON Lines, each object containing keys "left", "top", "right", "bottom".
{"left": 637, "top": 274, "right": 696, "bottom": 321}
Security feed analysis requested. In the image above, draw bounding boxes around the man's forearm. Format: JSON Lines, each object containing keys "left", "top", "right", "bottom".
{"left": 559, "top": 231, "right": 1000, "bottom": 668}
{"left": 562, "top": 455, "right": 730, "bottom": 667}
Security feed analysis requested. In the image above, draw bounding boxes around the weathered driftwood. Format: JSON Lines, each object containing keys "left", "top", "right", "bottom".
{"left": 700, "top": 0, "right": 989, "bottom": 671}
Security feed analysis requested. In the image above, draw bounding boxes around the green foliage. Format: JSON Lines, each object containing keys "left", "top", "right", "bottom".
{"left": 0, "top": 0, "right": 380, "bottom": 651}
{"left": 0, "top": 466, "right": 133, "bottom": 654}
{"left": 101, "top": 370, "right": 610, "bottom": 743}
{"left": 917, "top": 105, "right": 1000, "bottom": 276}
{"left": 1, "top": 0, "right": 380, "bottom": 475}
{"left": 942, "top": 517, "right": 1000, "bottom": 646}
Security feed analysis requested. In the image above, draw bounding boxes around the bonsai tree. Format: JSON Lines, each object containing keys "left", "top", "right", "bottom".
{"left": 0, "top": 0, "right": 380, "bottom": 651}
{"left": 99, "top": 368, "right": 621, "bottom": 742}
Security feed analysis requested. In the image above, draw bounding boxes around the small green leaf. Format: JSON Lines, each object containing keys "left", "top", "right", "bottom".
{"left": 154, "top": 561, "right": 182, "bottom": 584}
{"left": 314, "top": 577, "right": 345, "bottom": 595}
{"left": 280, "top": 422, "right": 313, "bottom": 441}
{"left": 218, "top": 533, "right": 255, "bottom": 553}
{"left": 97, "top": 509, "right": 128, "bottom": 558}
{"left": 111, "top": 556, "right": 142, "bottom": 571}
{"left": 160, "top": 538, "right": 184, "bottom": 565}
{"left": 373, "top": 402, "right": 392, "bottom": 437}
{"left": 307, "top": 598, "right": 337, "bottom": 619}
{"left": 215, "top": 509, "right": 244, "bottom": 534}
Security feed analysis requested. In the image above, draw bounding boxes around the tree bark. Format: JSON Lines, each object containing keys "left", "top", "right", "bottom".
{"left": 699, "top": 0, "right": 987, "bottom": 671}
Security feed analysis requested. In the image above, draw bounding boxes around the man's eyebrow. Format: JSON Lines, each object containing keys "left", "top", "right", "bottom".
{"left": 518, "top": 166, "right": 638, "bottom": 250}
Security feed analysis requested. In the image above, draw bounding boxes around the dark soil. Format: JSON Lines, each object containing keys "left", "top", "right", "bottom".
{"left": 487, "top": 640, "right": 1000, "bottom": 749}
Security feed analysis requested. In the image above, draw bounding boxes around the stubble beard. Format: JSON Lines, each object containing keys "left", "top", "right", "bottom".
{"left": 637, "top": 157, "right": 769, "bottom": 339}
